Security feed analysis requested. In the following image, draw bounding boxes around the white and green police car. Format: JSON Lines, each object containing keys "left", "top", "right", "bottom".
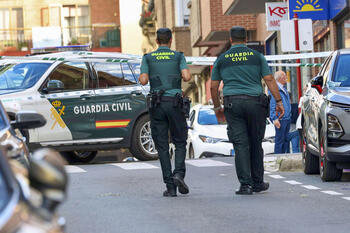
{"left": 0, "top": 52, "right": 157, "bottom": 163}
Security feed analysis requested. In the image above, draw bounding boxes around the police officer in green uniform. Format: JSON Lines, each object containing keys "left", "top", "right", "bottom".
{"left": 211, "top": 26, "right": 285, "bottom": 195}
{"left": 139, "top": 28, "right": 191, "bottom": 197}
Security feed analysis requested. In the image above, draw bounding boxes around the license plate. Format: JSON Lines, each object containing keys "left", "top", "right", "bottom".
{"left": 230, "top": 149, "right": 235, "bottom": 156}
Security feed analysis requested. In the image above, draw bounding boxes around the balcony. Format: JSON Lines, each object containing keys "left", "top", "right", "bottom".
{"left": 223, "top": 0, "right": 279, "bottom": 15}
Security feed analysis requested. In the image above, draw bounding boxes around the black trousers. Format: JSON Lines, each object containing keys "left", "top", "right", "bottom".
{"left": 224, "top": 97, "right": 267, "bottom": 186}
{"left": 149, "top": 101, "right": 188, "bottom": 186}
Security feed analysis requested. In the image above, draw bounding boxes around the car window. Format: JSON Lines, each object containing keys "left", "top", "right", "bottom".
{"left": 93, "top": 62, "right": 124, "bottom": 88}
{"left": 129, "top": 63, "right": 140, "bottom": 82}
{"left": 198, "top": 108, "right": 218, "bottom": 125}
{"left": 332, "top": 54, "right": 350, "bottom": 87}
{"left": 0, "top": 63, "right": 51, "bottom": 90}
{"left": 46, "top": 62, "right": 91, "bottom": 91}
{"left": 319, "top": 56, "right": 332, "bottom": 76}
{"left": 121, "top": 63, "right": 137, "bottom": 85}
{"left": 189, "top": 110, "right": 196, "bottom": 126}
{"left": 0, "top": 169, "right": 11, "bottom": 211}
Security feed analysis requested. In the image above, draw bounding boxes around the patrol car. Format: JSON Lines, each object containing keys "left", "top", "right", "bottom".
{"left": 0, "top": 52, "right": 157, "bottom": 163}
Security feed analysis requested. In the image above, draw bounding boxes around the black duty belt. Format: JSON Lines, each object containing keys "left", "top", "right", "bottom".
{"left": 224, "top": 95, "right": 260, "bottom": 101}
{"left": 159, "top": 96, "right": 175, "bottom": 102}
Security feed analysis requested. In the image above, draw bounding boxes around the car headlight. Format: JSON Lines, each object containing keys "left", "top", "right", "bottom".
{"left": 327, "top": 114, "right": 344, "bottom": 138}
{"left": 198, "top": 135, "right": 225, "bottom": 144}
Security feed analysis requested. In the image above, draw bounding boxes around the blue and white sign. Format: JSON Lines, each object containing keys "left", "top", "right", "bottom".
{"left": 289, "top": 0, "right": 329, "bottom": 20}
{"left": 329, "top": 0, "right": 347, "bottom": 19}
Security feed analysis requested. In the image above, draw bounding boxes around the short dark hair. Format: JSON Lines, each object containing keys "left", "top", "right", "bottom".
{"left": 156, "top": 28, "right": 172, "bottom": 44}
{"left": 230, "top": 26, "right": 246, "bottom": 42}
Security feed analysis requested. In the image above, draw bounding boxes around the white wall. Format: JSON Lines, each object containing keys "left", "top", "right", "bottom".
{"left": 120, "top": 0, "right": 143, "bottom": 55}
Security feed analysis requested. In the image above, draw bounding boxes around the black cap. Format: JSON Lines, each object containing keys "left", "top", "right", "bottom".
{"left": 157, "top": 28, "right": 172, "bottom": 38}
{"left": 156, "top": 28, "right": 172, "bottom": 44}
{"left": 230, "top": 26, "right": 246, "bottom": 41}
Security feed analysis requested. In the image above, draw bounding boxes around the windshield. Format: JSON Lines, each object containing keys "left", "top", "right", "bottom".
{"left": 332, "top": 55, "right": 350, "bottom": 87}
{"left": 0, "top": 63, "right": 51, "bottom": 90}
{"left": 198, "top": 108, "right": 219, "bottom": 125}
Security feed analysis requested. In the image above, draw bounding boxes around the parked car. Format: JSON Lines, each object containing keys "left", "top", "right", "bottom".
{"left": 0, "top": 100, "right": 46, "bottom": 166}
{"left": 0, "top": 52, "right": 156, "bottom": 163}
{"left": 186, "top": 105, "right": 275, "bottom": 159}
{"left": 301, "top": 49, "right": 350, "bottom": 181}
{"left": 0, "top": 148, "right": 67, "bottom": 232}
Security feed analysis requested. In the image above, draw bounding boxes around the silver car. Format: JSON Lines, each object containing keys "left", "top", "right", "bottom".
{"left": 302, "top": 49, "right": 350, "bottom": 181}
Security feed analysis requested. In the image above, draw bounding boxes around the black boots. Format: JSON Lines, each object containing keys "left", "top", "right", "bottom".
{"left": 173, "top": 173, "right": 189, "bottom": 194}
{"left": 163, "top": 184, "right": 177, "bottom": 197}
{"left": 163, "top": 174, "right": 189, "bottom": 197}
{"left": 252, "top": 182, "right": 269, "bottom": 193}
{"left": 235, "top": 182, "right": 270, "bottom": 195}
{"left": 235, "top": 185, "right": 253, "bottom": 195}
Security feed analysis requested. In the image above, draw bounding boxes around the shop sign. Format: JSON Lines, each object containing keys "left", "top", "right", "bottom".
{"left": 329, "top": 0, "right": 347, "bottom": 19}
{"left": 289, "top": 0, "right": 329, "bottom": 20}
{"left": 265, "top": 2, "right": 289, "bottom": 31}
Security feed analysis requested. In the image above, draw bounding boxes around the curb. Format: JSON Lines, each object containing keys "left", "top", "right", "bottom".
{"left": 264, "top": 153, "right": 302, "bottom": 172}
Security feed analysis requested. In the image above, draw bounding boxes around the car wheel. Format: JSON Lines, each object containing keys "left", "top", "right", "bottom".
{"left": 319, "top": 129, "right": 342, "bottom": 181}
{"left": 302, "top": 125, "right": 319, "bottom": 174}
{"left": 63, "top": 151, "right": 97, "bottom": 163}
{"left": 189, "top": 144, "right": 195, "bottom": 159}
{"left": 130, "top": 114, "right": 158, "bottom": 161}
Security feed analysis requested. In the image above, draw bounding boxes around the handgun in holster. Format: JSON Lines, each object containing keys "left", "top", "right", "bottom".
{"left": 150, "top": 89, "right": 165, "bottom": 108}
{"left": 259, "top": 94, "right": 271, "bottom": 117}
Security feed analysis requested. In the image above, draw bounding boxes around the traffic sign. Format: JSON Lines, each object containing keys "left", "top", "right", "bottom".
{"left": 281, "top": 19, "right": 313, "bottom": 52}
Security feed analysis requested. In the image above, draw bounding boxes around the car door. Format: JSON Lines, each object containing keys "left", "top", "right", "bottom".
{"left": 33, "top": 62, "right": 96, "bottom": 143}
{"left": 91, "top": 62, "right": 147, "bottom": 140}
{"left": 307, "top": 57, "right": 332, "bottom": 147}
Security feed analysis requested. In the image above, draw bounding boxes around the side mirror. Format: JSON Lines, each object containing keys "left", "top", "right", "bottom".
{"left": 11, "top": 111, "right": 46, "bottom": 130}
{"left": 311, "top": 75, "right": 323, "bottom": 94}
{"left": 28, "top": 149, "right": 68, "bottom": 213}
{"left": 43, "top": 80, "right": 64, "bottom": 93}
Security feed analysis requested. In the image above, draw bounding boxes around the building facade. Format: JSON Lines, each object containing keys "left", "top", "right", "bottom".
{"left": 0, "top": 0, "right": 122, "bottom": 55}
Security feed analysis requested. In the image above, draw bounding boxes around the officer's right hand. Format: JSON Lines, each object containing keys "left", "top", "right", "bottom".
{"left": 276, "top": 103, "right": 285, "bottom": 120}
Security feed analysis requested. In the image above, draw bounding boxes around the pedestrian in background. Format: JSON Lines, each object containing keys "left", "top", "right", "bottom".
{"left": 139, "top": 28, "right": 191, "bottom": 197}
{"left": 211, "top": 26, "right": 284, "bottom": 195}
{"left": 269, "top": 71, "right": 291, "bottom": 154}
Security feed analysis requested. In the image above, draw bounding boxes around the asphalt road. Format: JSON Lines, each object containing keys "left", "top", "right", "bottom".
{"left": 61, "top": 155, "right": 350, "bottom": 233}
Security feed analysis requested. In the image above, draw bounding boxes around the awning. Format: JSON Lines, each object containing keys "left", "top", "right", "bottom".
{"left": 224, "top": 0, "right": 279, "bottom": 15}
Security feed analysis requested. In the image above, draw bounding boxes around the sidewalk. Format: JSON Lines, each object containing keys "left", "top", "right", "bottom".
{"left": 264, "top": 153, "right": 302, "bottom": 172}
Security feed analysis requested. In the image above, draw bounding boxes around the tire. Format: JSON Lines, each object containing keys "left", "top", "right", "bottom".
{"left": 130, "top": 114, "right": 158, "bottom": 161}
{"left": 62, "top": 151, "right": 97, "bottom": 163}
{"left": 302, "top": 124, "right": 319, "bottom": 174}
{"left": 319, "top": 128, "right": 342, "bottom": 181}
{"left": 189, "top": 144, "right": 194, "bottom": 159}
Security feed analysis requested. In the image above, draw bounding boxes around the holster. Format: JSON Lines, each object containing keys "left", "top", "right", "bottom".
{"left": 149, "top": 90, "right": 165, "bottom": 108}
{"left": 173, "top": 93, "right": 191, "bottom": 118}
{"left": 259, "top": 94, "right": 271, "bottom": 117}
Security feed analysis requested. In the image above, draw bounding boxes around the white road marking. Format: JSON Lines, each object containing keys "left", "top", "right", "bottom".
{"left": 321, "top": 191, "right": 343, "bottom": 196}
{"left": 264, "top": 157, "right": 277, "bottom": 162}
{"left": 268, "top": 175, "right": 285, "bottom": 179}
{"left": 264, "top": 171, "right": 271, "bottom": 174}
{"left": 65, "top": 165, "right": 86, "bottom": 173}
{"left": 186, "top": 159, "right": 232, "bottom": 167}
{"left": 302, "top": 185, "right": 320, "bottom": 190}
{"left": 342, "top": 197, "right": 350, "bottom": 201}
{"left": 111, "top": 162, "right": 159, "bottom": 170}
{"left": 284, "top": 180, "right": 302, "bottom": 185}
